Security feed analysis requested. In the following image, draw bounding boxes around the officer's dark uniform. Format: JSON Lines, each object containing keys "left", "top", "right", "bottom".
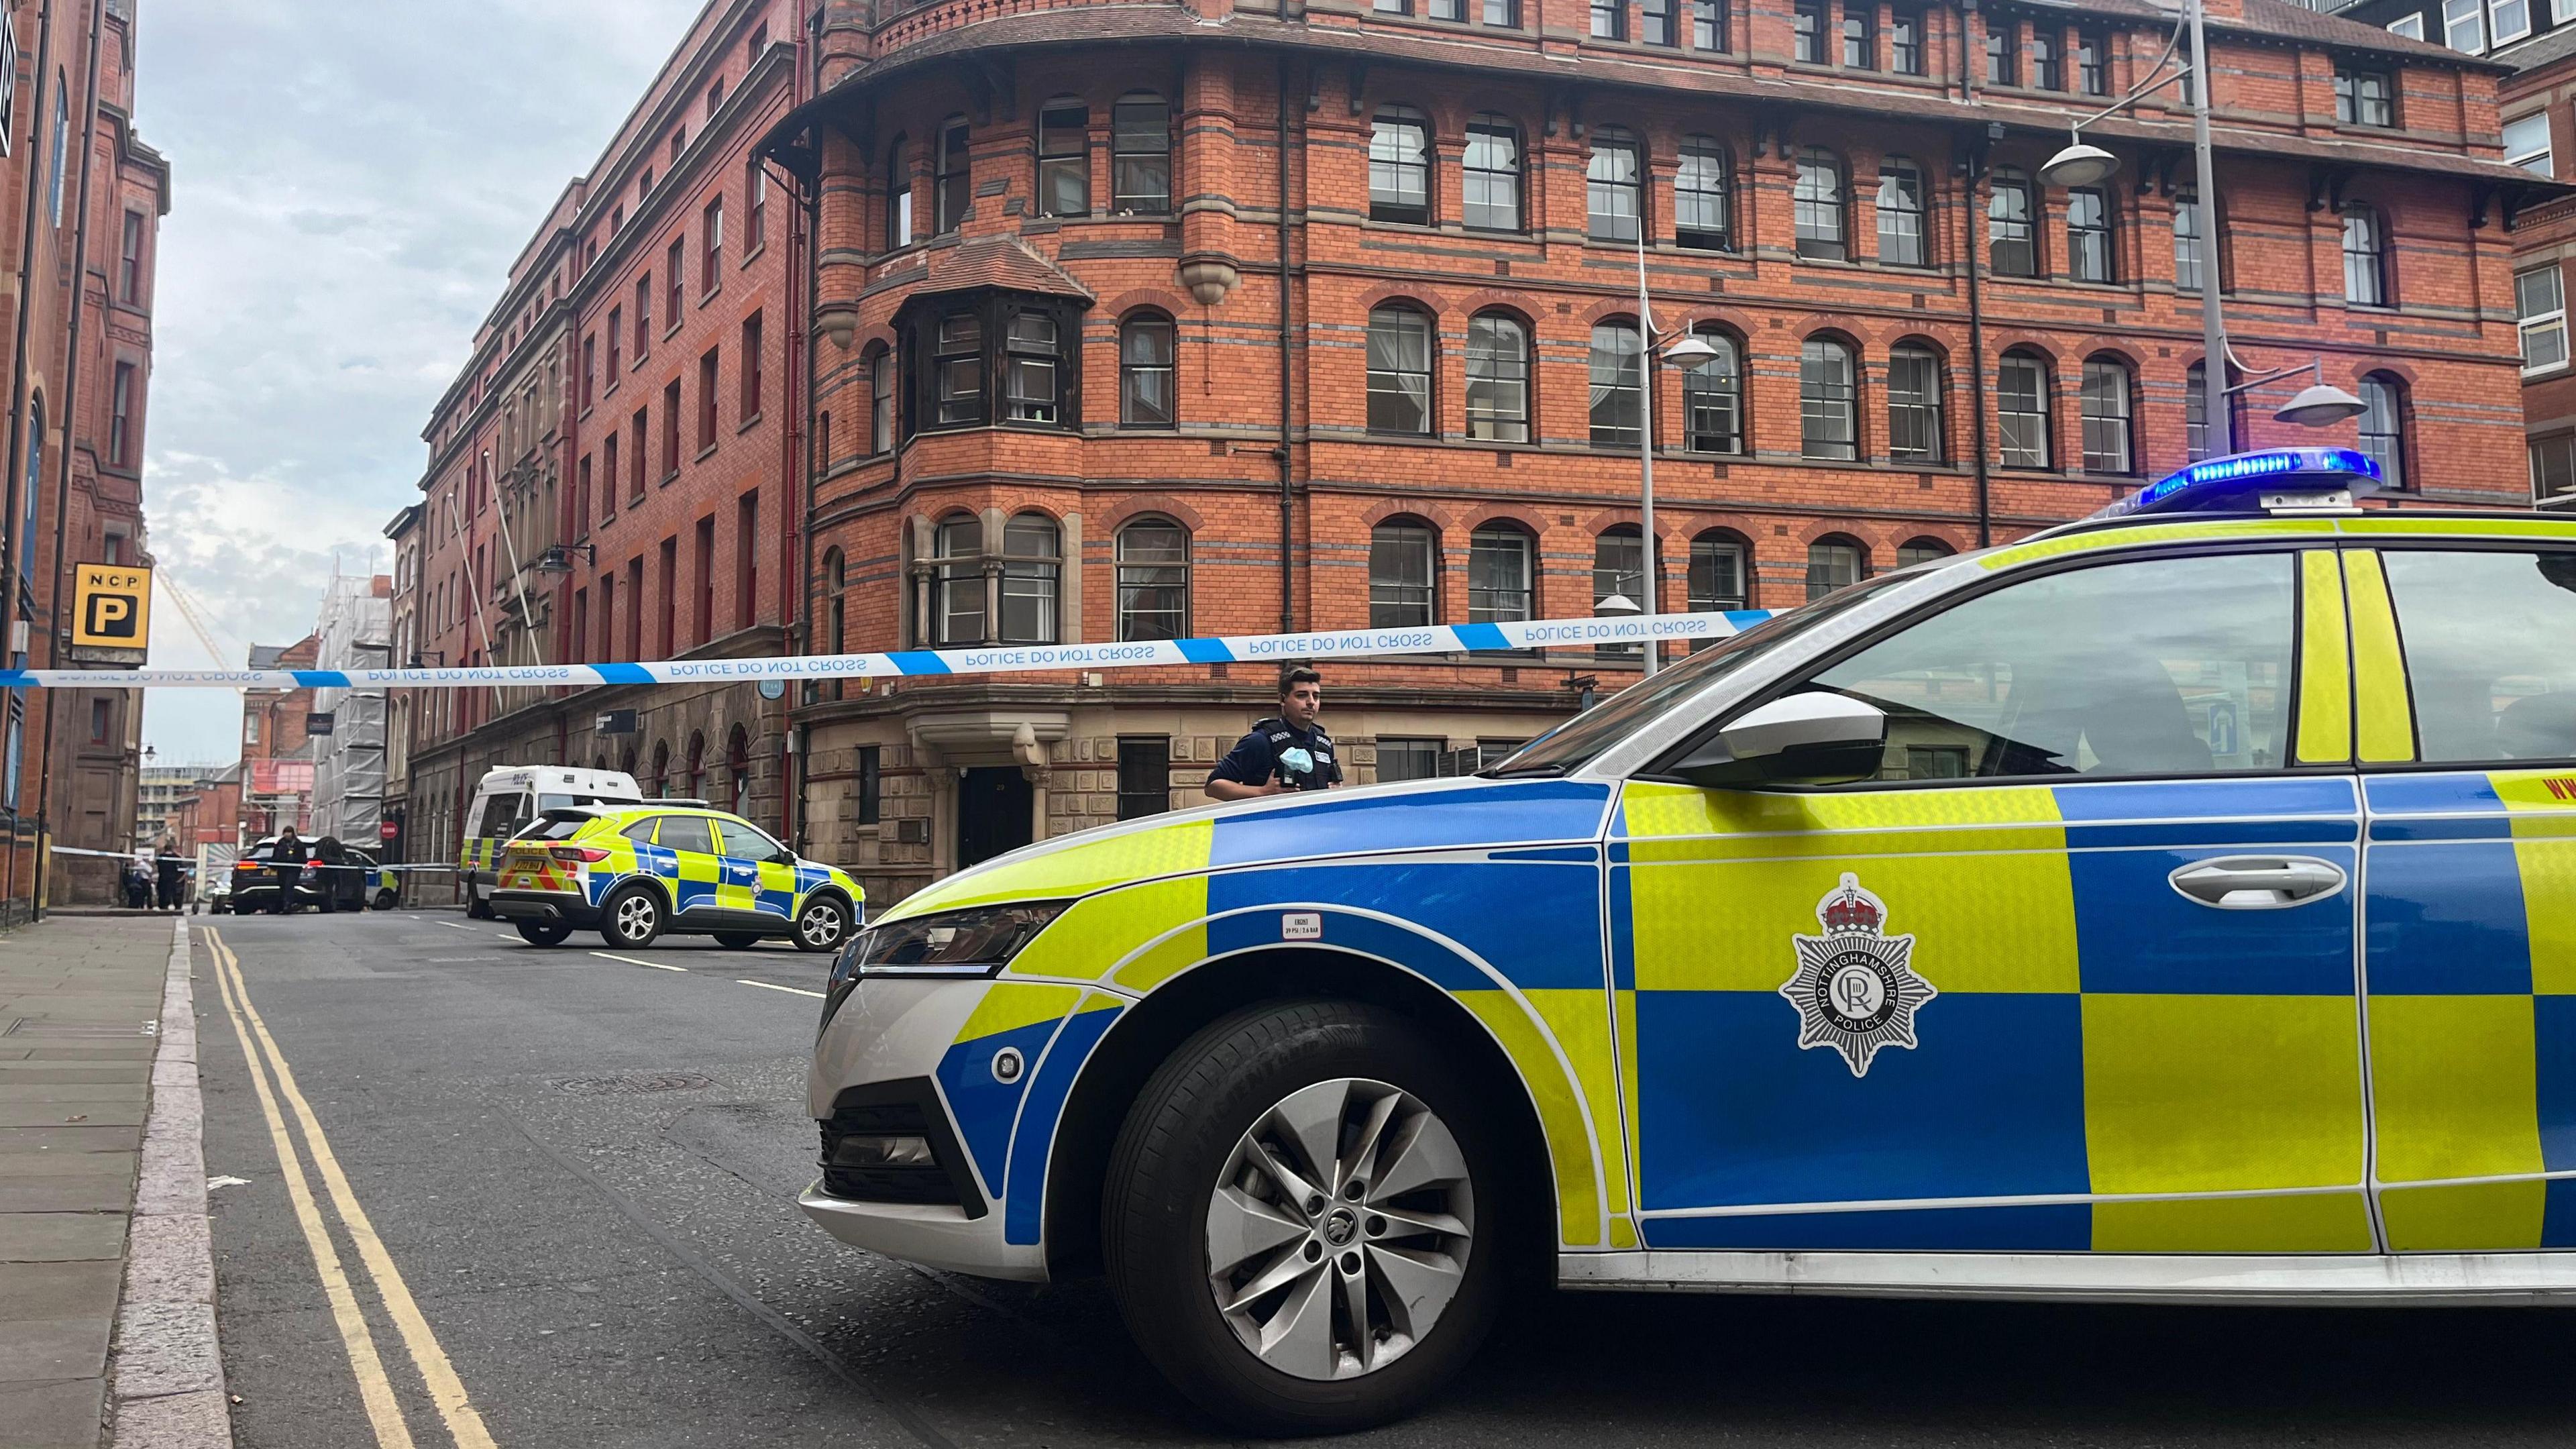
{"left": 1208, "top": 718, "right": 1343, "bottom": 794}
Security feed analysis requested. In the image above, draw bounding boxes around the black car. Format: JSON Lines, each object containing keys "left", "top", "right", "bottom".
{"left": 225, "top": 839, "right": 301, "bottom": 914}
{"left": 292, "top": 841, "right": 381, "bottom": 914}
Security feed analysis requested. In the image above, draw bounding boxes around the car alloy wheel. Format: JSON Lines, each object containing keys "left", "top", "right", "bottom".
{"left": 1204, "top": 1077, "right": 1474, "bottom": 1383}
{"left": 607, "top": 890, "right": 660, "bottom": 947}
{"left": 796, "top": 898, "right": 847, "bottom": 953}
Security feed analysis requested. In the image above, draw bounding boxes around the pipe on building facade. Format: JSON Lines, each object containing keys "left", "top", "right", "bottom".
{"left": 1275, "top": 54, "right": 1294, "bottom": 635}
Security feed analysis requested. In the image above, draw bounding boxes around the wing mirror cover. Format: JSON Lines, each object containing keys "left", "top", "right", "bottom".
{"left": 1673, "top": 692, "right": 1890, "bottom": 788}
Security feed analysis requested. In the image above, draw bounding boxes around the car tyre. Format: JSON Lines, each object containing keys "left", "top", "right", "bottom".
{"left": 599, "top": 885, "right": 663, "bottom": 950}
{"left": 793, "top": 895, "right": 851, "bottom": 954}
{"left": 466, "top": 888, "right": 494, "bottom": 920}
{"left": 712, "top": 931, "right": 762, "bottom": 950}
{"left": 515, "top": 919, "right": 572, "bottom": 948}
{"left": 374, "top": 889, "right": 397, "bottom": 911}
{"left": 1103, "top": 1001, "right": 1502, "bottom": 1436}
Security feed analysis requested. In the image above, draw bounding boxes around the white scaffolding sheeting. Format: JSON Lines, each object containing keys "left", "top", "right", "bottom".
{"left": 307, "top": 576, "right": 392, "bottom": 846}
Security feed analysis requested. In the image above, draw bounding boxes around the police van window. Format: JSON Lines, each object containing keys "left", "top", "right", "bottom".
{"left": 2381, "top": 550, "right": 2576, "bottom": 763}
{"left": 657, "top": 815, "right": 717, "bottom": 855}
{"left": 1799, "top": 551, "right": 2295, "bottom": 780}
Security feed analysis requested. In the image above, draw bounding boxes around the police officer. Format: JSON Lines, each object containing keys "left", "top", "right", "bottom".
{"left": 1207, "top": 667, "right": 1342, "bottom": 801}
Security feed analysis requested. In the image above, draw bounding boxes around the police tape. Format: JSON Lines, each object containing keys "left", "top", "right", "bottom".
{"left": 0, "top": 608, "right": 1777, "bottom": 690}
{"left": 48, "top": 845, "right": 457, "bottom": 873}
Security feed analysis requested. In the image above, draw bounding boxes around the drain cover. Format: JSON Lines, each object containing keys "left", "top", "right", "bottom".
{"left": 4, "top": 1020, "right": 157, "bottom": 1038}
{"left": 550, "top": 1071, "right": 714, "bottom": 1096}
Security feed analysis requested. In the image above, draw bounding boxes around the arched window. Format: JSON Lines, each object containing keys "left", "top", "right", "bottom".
{"left": 1366, "top": 306, "right": 1434, "bottom": 435}
{"left": 1793, "top": 148, "right": 1845, "bottom": 260}
{"left": 1801, "top": 336, "right": 1858, "bottom": 460}
{"left": 820, "top": 546, "right": 848, "bottom": 699}
{"left": 1369, "top": 519, "right": 1438, "bottom": 627}
{"left": 1120, "top": 312, "right": 1177, "bottom": 427}
{"left": 1467, "top": 523, "right": 1535, "bottom": 623}
{"left": 885, "top": 136, "right": 913, "bottom": 248}
{"left": 686, "top": 731, "right": 706, "bottom": 799}
{"left": 2068, "top": 186, "right": 2113, "bottom": 282}
{"left": 1886, "top": 343, "right": 1945, "bottom": 462}
{"left": 1038, "top": 100, "right": 1088, "bottom": 217}
{"left": 1369, "top": 107, "right": 1432, "bottom": 225}
{"left": 869, "top": 345, "right": 894, "bottom": 453}
{"left": 1463, "top": 115, "right": 1521, "bottom": 231}
{"left": 1989, "top": 167, "right": 2037, "bottom": 276}
{"left": 2360, "top": 372, "right": 2408, "bottom": 488}
{"left": 1593, "top": 525, "right": 1646, "bottom": 658}
{"left": 1000, "top": 512, "right": 1060, "bottom": 644}
{"left": 1116, "top": 517, "right": 1191, "bottom": 641}
{"left": 934, "top": 117, "right": 971, "bottom": 234}
{"left": 1589, "top": 319, "right": 1644, "bottom": 447}
{"left": 1876, "top": 158, "right": 1926, "bottom": 266}
{"left": 1587, "top": 128, "right": 1642, "bottom": 243}
{"left": 2342, "top": 204, "right": 2387, "bottom": 306}
{"left": 1675, "top": 136, "right": 1730, "bottom": 250}
{"left": 1112, "top": 94, "right": 1172, "bottom": 213}
{"left": 1806, "top": 535, "right": 1868, "bottom": 601}
{"left": 1465, "top": 312, "right": 1530, "bottom": 442}
{"left": 726, "top": 725, "right": 751, "bottom": 816}
{"left": 2079, "top": 356, "right": 2135, "bottom": 475}
{"left": 620, "top": 743, "right": 638, "bottom": 781}
{"left": 1998, "top": 350, "right": 2051, "bottom": 468}
{"left": 1895, "top": 537, "right": 1955, "bottom": 569}
{"left": 1689, "top": 531, "right": 1748, "bottom": 612}
{"left": 1682, "top": 325, "right": 1743, "bottom": 454}
{"left": 649, "top": 740, "right": 670, "bottom": 798}
{"left": 932, "top": 514, "right": 983, "bottom": 645}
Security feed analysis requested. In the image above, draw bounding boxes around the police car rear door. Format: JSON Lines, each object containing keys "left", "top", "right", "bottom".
{"left": 1615, "top": 541, "right": 2371, "bottom": 1256}
{"left": 2344, "top": 533, "right": 2576, "bottom": 1252}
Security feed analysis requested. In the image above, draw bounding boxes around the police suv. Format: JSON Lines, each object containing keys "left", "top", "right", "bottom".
{"left": 807, "top": 450, "right": 2576, "bottom": 1432}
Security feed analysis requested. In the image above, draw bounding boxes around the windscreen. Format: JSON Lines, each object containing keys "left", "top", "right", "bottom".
{"left": 1489, "top": 575, "right": 1913, "bottom": 775}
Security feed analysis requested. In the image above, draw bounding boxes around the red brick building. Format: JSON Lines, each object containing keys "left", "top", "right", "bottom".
{"left": 748, "top": 0, "right": 2540, "bottom": 902}
{"left": 405, "top": 0, "right": 807, "bottom": 888}
{"left": 0, "top": 0, "right": 172, "bottom": 912}
{"left": 235, "top": 634, "right": 318, "bottom": 841}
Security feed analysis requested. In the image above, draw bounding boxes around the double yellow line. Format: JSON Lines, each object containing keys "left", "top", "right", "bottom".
{"left": 204, "top": 927, "right": 498, "bottom": 1449}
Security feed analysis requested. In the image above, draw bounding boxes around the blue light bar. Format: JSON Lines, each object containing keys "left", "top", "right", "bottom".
{"left": 2087, "top": 447, "right": 2381, "bottom": 521}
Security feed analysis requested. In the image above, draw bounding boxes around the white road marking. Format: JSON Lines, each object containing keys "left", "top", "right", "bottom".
{"left": 736, "top": 979, "right": 824, "bottom": 999}
{"left": 439, "top": 922, "right": 478, "bottom": 932}
{"left": 591, "top": 951, "right": 688, "bottom": 973}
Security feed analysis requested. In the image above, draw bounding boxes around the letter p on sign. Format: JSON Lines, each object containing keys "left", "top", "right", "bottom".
{"left": 70, "top": 563, "right": 152, "bottom": 652}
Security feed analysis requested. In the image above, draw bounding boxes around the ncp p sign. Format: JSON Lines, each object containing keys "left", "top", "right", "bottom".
{"left": 69, "top": 563, "right": 150, "bottom": 665}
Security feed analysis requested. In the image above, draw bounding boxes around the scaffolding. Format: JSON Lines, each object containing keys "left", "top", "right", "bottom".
{"left": 306, "top": 576, "right": 392, "bottom": 847}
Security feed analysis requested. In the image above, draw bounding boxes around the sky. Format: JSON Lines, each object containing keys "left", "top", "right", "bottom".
{"left": 134, "top": 0, "right": 704, "bottom": 766}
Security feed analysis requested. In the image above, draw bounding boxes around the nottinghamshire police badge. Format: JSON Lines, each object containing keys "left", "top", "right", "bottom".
{"left": 1780, "top": 873, "right": 1936, "bottom": 1077}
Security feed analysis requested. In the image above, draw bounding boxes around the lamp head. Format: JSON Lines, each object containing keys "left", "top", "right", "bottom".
{"left": 2038, "top": 141, "right": 2120, "bottom": 189}
{"left": 1661, "top": 334, "right": 1722, "bottom": 367}
{"left": 1595, "top": 592, "right": 1640, "bottom": 616}
{"left": 2275, "top": 382, "right": 2369, "bottom": 428}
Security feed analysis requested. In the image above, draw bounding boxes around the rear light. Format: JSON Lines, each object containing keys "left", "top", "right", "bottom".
{"left": 549, "top": 846, "right": 610, "bottom": 864}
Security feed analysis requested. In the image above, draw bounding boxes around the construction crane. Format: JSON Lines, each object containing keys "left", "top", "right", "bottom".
{"left": 154, "top": 571, "right": 244, "bottom": 669}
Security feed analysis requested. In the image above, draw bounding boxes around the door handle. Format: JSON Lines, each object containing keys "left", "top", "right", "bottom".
{"left": 2167, "top": 855, "right": 2348, "bottom": 910}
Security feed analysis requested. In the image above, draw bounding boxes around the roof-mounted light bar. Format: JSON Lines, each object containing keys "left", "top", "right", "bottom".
{"left": 2086, "top": 447, "right": 2382, "bottom": 523}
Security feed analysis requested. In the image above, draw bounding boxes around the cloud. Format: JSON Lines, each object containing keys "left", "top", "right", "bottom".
{"left": 136, "top": 0, "right": 702, "bottom": 761}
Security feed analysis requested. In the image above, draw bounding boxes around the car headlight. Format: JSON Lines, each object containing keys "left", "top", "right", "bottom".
{"left": 820, "top": 902, "right": 1071, "bottom": 1030}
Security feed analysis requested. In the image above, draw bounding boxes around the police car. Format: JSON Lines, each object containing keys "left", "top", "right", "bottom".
{"left": 487, "top": 803, "right": 861, "bottom": 953}
{"left": 806, "top": 449, "right": 2576, "bottom": 1432}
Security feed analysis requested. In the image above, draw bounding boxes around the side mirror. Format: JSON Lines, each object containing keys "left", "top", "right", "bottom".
{"left": 1672, "top": 692, "right": 1889, "bottom": 789}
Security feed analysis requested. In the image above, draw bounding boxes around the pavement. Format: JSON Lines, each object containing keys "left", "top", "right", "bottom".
{"left": 0, "top": 915, "right": 225, "bottom": 1449}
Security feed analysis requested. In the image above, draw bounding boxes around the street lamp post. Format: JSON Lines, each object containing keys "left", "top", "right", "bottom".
{"left": 2039, "top": 0, "right": 2364, "bottom": 444}
{"left": 1630, "top": 212, "right": 1722, "bottom": 678}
